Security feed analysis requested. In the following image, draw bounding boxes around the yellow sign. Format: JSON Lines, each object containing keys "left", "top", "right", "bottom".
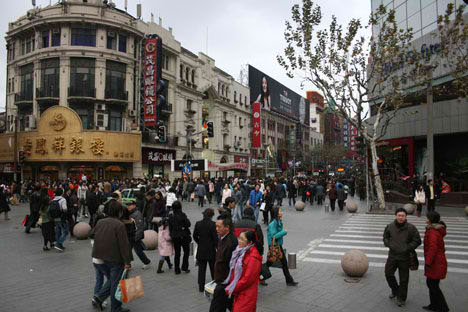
{"left": 337, "top": 168, "right": 345, "bottom": 172}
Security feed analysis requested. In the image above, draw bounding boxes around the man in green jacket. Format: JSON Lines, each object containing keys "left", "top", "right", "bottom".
{"left": 383, "top": 207, "right": 422, "bottom": 307}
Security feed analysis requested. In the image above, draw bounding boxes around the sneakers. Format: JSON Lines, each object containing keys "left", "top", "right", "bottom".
{"left": 142, "top": 263, "right": 151, "bottom": 270}
{"left": 286, "top": 281, "right": 298, "bottom": 286}
{"left": 422, "top": 306, "right": 436, "bottom": 311}
{"left": 43, "top": 246, "right": 50, "bottom": 251}
{"left": 54, "top": 244, "right": 64, "bottom": 252}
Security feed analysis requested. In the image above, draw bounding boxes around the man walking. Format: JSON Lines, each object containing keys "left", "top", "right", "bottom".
{"left": 425, "top": 179, "right": 440, "bottom": 212}
{"left": 25, "top": 184, "right": 41, "bottom": 234}
{"left": 53, "top": 188, "right": 68, "bottom": 252}
{"left": 249, "top": 184, "right": 263, "bottom": 223}
{"left": 383, "top": 208, "right": 421, "bottom": 307}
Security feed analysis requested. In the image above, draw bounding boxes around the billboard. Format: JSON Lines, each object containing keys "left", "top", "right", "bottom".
{"left": 143, "top": 37, "right": 162, "bottom": 127}
{"left": 248, "top": 65, "right": 310, "bottom": 125}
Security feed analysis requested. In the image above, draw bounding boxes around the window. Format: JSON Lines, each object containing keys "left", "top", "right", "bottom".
{"left": 191, "top": 69, "right": 195, "bottom": 84}
{"left": 186, "top": 67, "right": 190, "bottom": 81}
{"left": 106, "top": 61, "right": 126, "bottom": 99}
{"left": 20, "top": 63, "right": 34, "bottom": 100}
{"left": 109, "top": 110, "right": 122, "bottom": 131}
{"left": 51, "top": 30, "right": 61, "bottom": 47}
{"left": 244, "top": 96, "right": 247, "bottom": 105}
{"left": 187, "top": 99, "right": 193, "bottom": 111}
{"left": 239, "top": 117, "right": 242, "bottom": 126}
{"left": 42, "top": 31, "right": 49, "bottom": 48}
{"left": 70, "top": 58, "right": 95, "bottom": 96}
{"left": 118, "top": 34, "right": 127, "bottom": 53}
{"left": 40, "top": 58, "right": 60, "bottom": 97}
{"left": 71, "top": 106, "right": 93, "bottom": 130}
{"left": 71, "top": 27, "right": 96, "bottom": 47}
{"left": 421, "top": 2, "right": 437, "bottom": 29}
{"left": 221, "top": 85, "right": 225, "bottom": 96}
{"left": 223, "top": 112, "right": 227, "bottom": 121}
{"left": 21, "top": 40, "right": 25, "bottom": 55}
{"left": 239, "top": 93, "right": 243, "bottom": 104}
{"left": 234, "top": 91, "right": 237, "bottom": 102}
{"left": 107, "top": 32, "right": 117, "bottom": 50}
{"left": 25, "top": 38, "right": 32, "bottom": 54}
{"left": 162, "top": 53, "right": 169, "bottom": 70}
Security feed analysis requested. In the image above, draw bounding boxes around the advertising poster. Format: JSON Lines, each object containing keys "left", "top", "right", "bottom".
{"left": 143, "top": 38, "right": 160, "bottom": 127}
{"left": 252, "top": 102, "right": 261, "bottom": 148}
{"left": 248, "top": 65, "right": 310, "bottom": 125}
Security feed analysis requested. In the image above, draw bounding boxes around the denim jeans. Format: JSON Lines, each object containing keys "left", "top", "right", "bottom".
{"left": 95, "top": 262, "right": 125, "bottom": 312}
{"left": 55, "top": 220, "right": 69, "bottom": 246}
{"left": 93, "top": 263, "right": 110, "bottom": 297}
{"left": 232, "top": 204, "right": 242, "bottom": 223}
{"left": 133, "top": 240, "right": 151, "bottom": 265}
{"left": 254, "top": 206, "right": 260, "bottom": 223}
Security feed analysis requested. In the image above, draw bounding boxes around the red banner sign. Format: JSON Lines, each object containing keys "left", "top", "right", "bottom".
{"left": 234, "top": 155, "right": 249, "bottom": 164}
{"left": 208, "top": 161, "right": 249, "bottom": 172}
{"left": 144, "top": 39, "right": 158, "bottom": 127}
{"left": 252, "top": 102, "right": 261, "bottom": 148}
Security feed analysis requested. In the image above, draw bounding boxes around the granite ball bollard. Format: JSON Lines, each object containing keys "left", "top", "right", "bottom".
{"left": 73, "top": 222, "right": 91, "bottom": 240}
{"left": 142, "top": 230, "right": 158, "bottom": 250}
{"left": 295, "top": 201, "right": 305, "bottom": 211}
{"left": 403, "top": 203, "right": 416, "bottom": 215}
{"left": 341, "top": 249, "right": 369, "bottom": 278}
{"left": 346, "top": 201, "right": 358, "bottom": 213}
{"left": 465, "top": 206, "right": 468, "bottom": 216}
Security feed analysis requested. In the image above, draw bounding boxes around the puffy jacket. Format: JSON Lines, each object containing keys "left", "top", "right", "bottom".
{"left": 229, "top": 246, "right": 262, "bottom": 312}
{"left": 249, "top": 190, "right": 263, "bottom": 207}
{"left": 195, "top": 184, "right": 206, "bottom": 197}
{"left": 158, "top": 225, "right": 174, "bottom": 257}
{"left": 234, "top": 215, "right": 264, "bottom": 256}
{"left": 129, "top": 208, "right": 145, "bottom": 242}
{"left": 267, "top": 219, "right": 287, "bottom": 247}
{"left": 383, "top": 220, "right": 421, "bottom": 260}
{"left": 424, "top": 223, "right": 448, "bottom": 280}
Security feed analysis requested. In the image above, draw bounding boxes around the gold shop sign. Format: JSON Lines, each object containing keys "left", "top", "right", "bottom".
{"left": 0, "top": 106, "right": 141, "bottom": 162}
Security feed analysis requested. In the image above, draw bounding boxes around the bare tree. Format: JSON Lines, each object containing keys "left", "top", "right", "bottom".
{"left": 277, "top": 1, "right": 420, "bottom": 210}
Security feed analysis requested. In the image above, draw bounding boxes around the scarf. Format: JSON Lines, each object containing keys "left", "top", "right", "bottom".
{"left": 223, "top": 244, "right": 253, "bottom": 298}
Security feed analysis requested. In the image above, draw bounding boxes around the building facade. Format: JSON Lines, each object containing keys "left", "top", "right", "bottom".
{"left": 3, "top": 0, "right": 143, "bottom": 181}
{"left": 306, "top": 91, "right": 325, "bottom": 134}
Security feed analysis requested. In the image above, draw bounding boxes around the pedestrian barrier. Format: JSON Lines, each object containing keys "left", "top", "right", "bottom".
{"left": 288, "top": 253, "right": 297, "bottom": 269}
{"left": 325, "top": 204, "right": 329, "bottom": 212}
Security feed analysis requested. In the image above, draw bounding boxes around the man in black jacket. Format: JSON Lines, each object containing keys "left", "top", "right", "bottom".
{"left": 233, "top": 207, "right": 264, "bottom": 256}
{"left": 87, "top": 185, "right": 100, "bottom": 227}
{"left": 193, "top": 208, "right": 218, "bottom": 292}
{"left": 425, "top": 179, "right": 440, "bottom": 212}
{"left": 127, "top": 200, "right": 151, "bottom": 269}
{"left": 25, "top": 184, "right": 41, "bottom": 234}
{"left": 383, "top": 208, "right": 421, "bottom": 307}
{"left": 209, "top": 216, "right": 237, "bottom": 312}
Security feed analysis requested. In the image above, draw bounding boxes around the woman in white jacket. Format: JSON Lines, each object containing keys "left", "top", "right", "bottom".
{"left": 414, "top": 184, "right": 426, "bottom": 217}
{"left": 221, "top": 184, "right": 232, "bottom": 205}
{"left": 166, "top": 187, "right": 177, "bottom": 212}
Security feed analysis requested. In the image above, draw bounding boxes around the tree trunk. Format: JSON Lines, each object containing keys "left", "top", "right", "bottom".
{"left": 369, "top": 139, "right": 386, "bottom": 210}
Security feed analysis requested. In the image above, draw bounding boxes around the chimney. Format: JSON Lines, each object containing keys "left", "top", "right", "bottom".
{"left": 169, "top": 27, "right": 173, "bottom": 34}
{"left": 159, "top": 17, "right": 162, "bottom": 26}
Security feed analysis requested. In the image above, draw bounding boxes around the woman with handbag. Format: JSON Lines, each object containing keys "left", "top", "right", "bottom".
{"left": 414, "top": 184, "right": 426, "bottom": 217}
{"left": 423, "top": 211, "right": 449, "bottom": 312}
{"left": 168, "top": 200, "right": 192, "bottom": 274}
{"left": 223, "top": 231, "right": 262, "bottom": 312}
{"left": 266, "top": 207, "right": 298, "bottom": 286}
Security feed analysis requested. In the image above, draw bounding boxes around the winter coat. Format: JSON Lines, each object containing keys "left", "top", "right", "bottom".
{"left": 337, "top": 188, "right": 346, "bottom": 201}
{"left": 158, "top": 225, "right": 174, "bottom": 257}
{"left": 234, "top": 215, "right": 264, "bottom": 256}
{"left": 195, "top": 184, "right": 206, "bottom": 197}
{"left": 222, "top": 189, "right": 232, "bottom": 204}
{"left": 383, "top": 220, "right": 422, "bottom": 260}
{"left": 267, "top": 219, "right": 287, "bottom": 247}
{"left": 275, "top": 183, "right": 285, "bottom": 199}
{"left": 233, "top": 190, "right": 243, "bottom": 204}
{"left": 0, "top": 190, "right": 11, "bottom": 213}
{"left": 193, "top": 217, "right": 218, "bottom": 261}
{"left": 248, "top": 190, "right": 263, "bottom": 207}
{"left": 328, "top": 187, "right": 337, "bottom": 200}
{"left": 287, "top": 182, "right": 297, "bottom": 197}
{"left": 316, "top": 185, "right": 324, "bottom": 197}
{"left": 214, "top": 232, "right": 238, "bottom": 282}
{"left": 151, "top": 198, "right": 167, "bottom": 219}
{"left": 129, "top": 208, "right": 145, "bottom": 242}
{"left": 424, "top": 223, "right": 448, "bottom": 280}
{"left": 229, "top": 246, "right": 262, "bottom": 312}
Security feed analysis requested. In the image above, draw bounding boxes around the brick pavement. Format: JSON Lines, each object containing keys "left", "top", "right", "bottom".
{"left": 0, "top": 198, "right": 467, "bottom": 312}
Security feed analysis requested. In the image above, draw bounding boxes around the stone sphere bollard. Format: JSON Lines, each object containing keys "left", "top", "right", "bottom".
{"left": 142, "top": 230, "right": 158, "bottom": 250}
{"left": 341, "top": 249, "right": 369, "bottom": 277}
{"left": 403, "top": 203, "right": 416, "bottom": 215}
{"left": 465, "top": 206, "right": 468, "bottom": 216}
{"left": 346, "top": 201, "right": 358, "bottom": 213}
{"left": 295, "top": 201, "right": 305, "bottom": 211}
{"left": 73, "top": 222, "right": 91, "bottom": 240}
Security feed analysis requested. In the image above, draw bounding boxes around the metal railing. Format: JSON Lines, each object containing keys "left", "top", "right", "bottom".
{"left": 68, "top": 86, "right": 96, "bottom": 98}
{"left": 105, "top": 89, "right": 128, "bottom": 101}
{"left": 36, "top": 87, "right": 59, "bottom": 98}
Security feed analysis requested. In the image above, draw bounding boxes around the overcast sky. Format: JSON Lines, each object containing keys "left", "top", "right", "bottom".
{"left": 0, "top": 0, "right": 371, "bottom": 110}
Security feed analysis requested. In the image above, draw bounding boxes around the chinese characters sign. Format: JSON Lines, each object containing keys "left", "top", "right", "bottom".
{"left": 144, "top": 38, "right": 160, "bottom": 127}
{"left": 252, "top": 102, "right": 261, "bottom": 148}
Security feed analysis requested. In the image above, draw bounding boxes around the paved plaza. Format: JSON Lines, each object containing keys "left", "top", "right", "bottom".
{"left": 1, "top": 199, "right": 467, "bottom": 312}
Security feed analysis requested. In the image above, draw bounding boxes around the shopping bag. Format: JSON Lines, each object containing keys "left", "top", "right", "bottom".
{"left": 190, "top": 193, "right": 195, "bottom": 199}
{"left": 115, "top": 269, "right": 144, "bottom": 303}
{"left": 22, "top": 215, "right": 29, "bottom": 227}
{"left": 267, "top": 237, "right": 283, "bottom": 263}
{"left": 259, "top": 203, "right": 266, "bottom": 211}
{"left": 409, "top": 250, "right": 419, "bottom": 271}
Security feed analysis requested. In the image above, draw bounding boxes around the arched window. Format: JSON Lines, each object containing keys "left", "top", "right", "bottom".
{"left": 220, "top": 156, "right": 228, "bottom": 163}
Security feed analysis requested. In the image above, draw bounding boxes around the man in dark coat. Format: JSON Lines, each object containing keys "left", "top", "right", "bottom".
{"left": 86, "top": 185, "right": 100, "bottom": 227}
{"left": 25, "top": 184, "right": 41, "bottom": 233}
{"left": 383, "top": 208, "right": 422, "bottom": 307}
{"left": 209, "top": 216, "right": 238, "bottom": 312}
{"left": 425, "top": 179, "right": 440, "bottom": 212}
{"left": 233, "top": 207, "right": 264, "bottom": 256}
{"left": 275, "top": 181, "right": 285, "bottom": 206}
{"left": 127, "top": 200, "right": 151, "bottom": 268}
{"left": 287, "top": 180, "right": 297, "bottom": 207}
{"left": 193, "top": 208, "right": 218, "bottom": 292}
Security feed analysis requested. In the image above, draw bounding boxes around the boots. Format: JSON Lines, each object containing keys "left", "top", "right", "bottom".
{"left": 157, "top": 260, "right": 164, "bottom": 274}
{"left": 4, "top": 212, "right": 9, "bottom": 220}
{"left": 165, "top": 257, "right": 173, "bottom": 269}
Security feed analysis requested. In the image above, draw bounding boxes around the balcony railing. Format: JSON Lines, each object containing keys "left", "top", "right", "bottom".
{"left": 68, "top": 86, "right": 96, "bottom": 98}
{"left": 105, "top": 89, "right": 128, "bottom": 101}
{"left": 36, "top": 87, "right": 59, "bottom": 99}
{"left": 160, "top": 104, "right": 173, "bottom": 114}
{"left": 15, "top": 91, "right": 33, "bottom": 103}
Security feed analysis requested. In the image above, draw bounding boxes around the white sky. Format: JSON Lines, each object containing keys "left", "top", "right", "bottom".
{"left": 0, "top": 0, "right": 371, "bottom": 110}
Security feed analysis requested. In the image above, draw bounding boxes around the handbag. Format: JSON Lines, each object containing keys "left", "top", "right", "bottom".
{"left": 260, "top": 203, "right": 266, "bottom": 211}
{"left": 409, "top": 249, "right": 419, "bottom": 271}
{"left": 267, "top": 237, "right": 283, "bottom": 263}
{"left": 115, "top": 269, "right": 144, "bottom": 303}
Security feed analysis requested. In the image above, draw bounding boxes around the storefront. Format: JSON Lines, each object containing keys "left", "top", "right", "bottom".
{"left": 376, "top": 137, "right": 414, "bottom": 179}
{"left": 0, "top": 106, "right": 141, "bottom": 182}
{"left": 142, "top": 147, "right": 176, "bottom": 179}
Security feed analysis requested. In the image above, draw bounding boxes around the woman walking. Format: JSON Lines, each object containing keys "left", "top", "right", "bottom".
{"left": 157, "top": 217, "right": 174, "bottom": 273}
{"left": 39, "top": 188, "right": 54, "bottom": 250}
{"left": 414, "top": 184, "right": 426, "bottom": 217}
{"left": 423, "top": 211, "right": 449, "bottom": 312}
{"left": 263, "top": 186, "right": 274, "bottom": 225}
{"left": 223, "top": 231, "right": 262, "bottom": 312}
{"left": 168, "top": 201, "right": 192, "bottom": 274}
{"left": 266, "top": 207, "right": 298, "bottom": 286}
{"left": 221, "top": 184, "right": 232, "bottom": 206}
{"left": 328, "top": 183, "right": 337, "bottom": 212}
{"left": 0, "top": 186, "right": 11, "bottom": 221}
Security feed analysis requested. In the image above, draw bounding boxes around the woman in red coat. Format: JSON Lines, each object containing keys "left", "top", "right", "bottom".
{"left": 423, "top": 211, "right": 449, "bottom": 312}
{"left": 224, "top": 231, "right": 262, "bottom": 312}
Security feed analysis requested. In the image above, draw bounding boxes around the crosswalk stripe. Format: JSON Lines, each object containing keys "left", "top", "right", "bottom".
{"left": 350, "top": 216, "right": 467, "bottom": 223}
{"left": 339, "top": 226, "right": 468, "bottom": 234}
{"left": 303, "top": 258, "right": 468, "bottom": 274}
{"left": 344, "top": 222, "right": 468, "bottom": 230}
{"left": 318, "top": 244, "right": 468, "bottom": 255}
{"left": 330, "top": 234, "right": 468, "bottom": 244}
{"left": 324, "top": 239, "right": 468, "bottom": 249}
{"left": 336, "top": 230, "right": 468, "bottom": 238}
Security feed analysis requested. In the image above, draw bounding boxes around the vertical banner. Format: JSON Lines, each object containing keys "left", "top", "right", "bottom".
{"left": 252, "top": 102, "right": 261, "bottom": 148}
{"left": 144, "top": 38, "right": 159, "bottom": 127}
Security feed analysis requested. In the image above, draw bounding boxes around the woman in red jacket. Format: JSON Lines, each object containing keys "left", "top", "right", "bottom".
{"left": 423, "top": 211, "right": 449, "bottom": 312}
{"left": 224, "top": 230, "right": 262, "bottom": 312}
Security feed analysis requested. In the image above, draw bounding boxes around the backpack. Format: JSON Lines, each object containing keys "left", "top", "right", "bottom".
{"left": 48, "top": 199, "right": 62, "bottom": 219}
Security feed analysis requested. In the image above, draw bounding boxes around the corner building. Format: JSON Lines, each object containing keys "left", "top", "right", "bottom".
{"left": 2, "top": 0, "right": 143, "bottom": 180}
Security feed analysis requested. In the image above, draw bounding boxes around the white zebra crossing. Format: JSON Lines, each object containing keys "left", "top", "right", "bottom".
{"left": 300, "top": 214, "right": 468, "bottom": 274}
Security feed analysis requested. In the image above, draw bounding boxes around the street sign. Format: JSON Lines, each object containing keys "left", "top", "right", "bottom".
{"left": 171, "top": 159, "right": 208, "bottom": 172}
{"left": 183, "top": 164, "right": 191, "bottom": 174}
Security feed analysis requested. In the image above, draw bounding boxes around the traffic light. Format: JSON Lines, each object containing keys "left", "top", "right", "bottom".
{"left": 207, "top": 121, "right": 214, "bottom": 138}
{"left": 157, "top": 125, "right": 166, "bottom": 143}
{"left": 18, "top": 151, "right": 25, "bottom": 165}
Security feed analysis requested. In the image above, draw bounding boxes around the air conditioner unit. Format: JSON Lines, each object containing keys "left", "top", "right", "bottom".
{"left": 128, "top": 110, "right": 136, "bottom": 117}
{"left": 53, "top": 28, "right": 60, "bottom": 34}
{"left": 96, "top": 113, "right": 108, "bottom": 128}
{"left": 96, "top": 104, "right": 106, "bottom": 112}
{"left": 107, "top": 31, "right": 116, "bottom": 38}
